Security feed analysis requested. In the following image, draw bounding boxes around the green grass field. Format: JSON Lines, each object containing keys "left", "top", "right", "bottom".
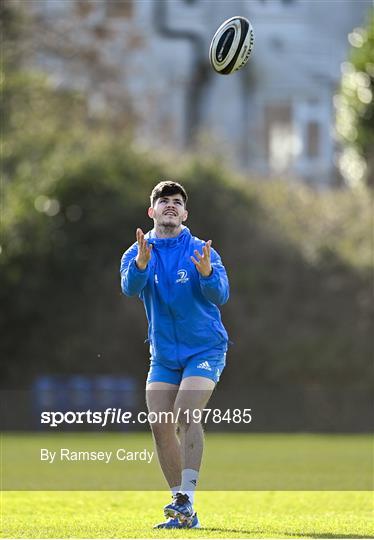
{"left": 2, "top": 490, "right": 373, "bottom": 538}
{"left": 1, "top": 432, "right": 373, "bottom": 538}
{"left": 2, "top": 433, "right": 372, "bottom": 490}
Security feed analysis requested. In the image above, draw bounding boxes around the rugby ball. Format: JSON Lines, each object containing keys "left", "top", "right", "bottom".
{"left": 209, "top": 16, "right": 254, "bottom": 75}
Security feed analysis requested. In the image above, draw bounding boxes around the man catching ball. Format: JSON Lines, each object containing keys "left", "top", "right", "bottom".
{"left": 120, "top": 181, "right": 229, "bottom": 528}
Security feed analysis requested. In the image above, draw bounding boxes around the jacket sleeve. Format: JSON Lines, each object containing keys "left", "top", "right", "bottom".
{"left": 199, "top": 247, "right": 229, "bottom": 305}
{"left": 120, "top": 242, "right": 150, "bottom": 297}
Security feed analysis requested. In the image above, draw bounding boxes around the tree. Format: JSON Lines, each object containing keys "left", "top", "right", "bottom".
{"left": 335, "top": 7, "right": 374, "bottom": 188}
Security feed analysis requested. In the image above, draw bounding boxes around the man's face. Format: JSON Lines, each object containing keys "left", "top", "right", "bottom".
{"left": 148, "top": 194, "right": 188, "bottom": 229}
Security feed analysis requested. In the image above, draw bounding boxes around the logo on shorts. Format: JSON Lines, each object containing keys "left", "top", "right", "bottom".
{"left": 154, "top": 273, "right": 159, "bottom": 284}
{"left": 197, "top": 361, "right": 212, "bottom": 371}
{"left": 176, "top": 269, "right": 189, "bottom": 284}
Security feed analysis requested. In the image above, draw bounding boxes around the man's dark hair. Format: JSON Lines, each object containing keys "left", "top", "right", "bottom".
{"left": 150, "top": 181, "right": 188, "bottom": 207}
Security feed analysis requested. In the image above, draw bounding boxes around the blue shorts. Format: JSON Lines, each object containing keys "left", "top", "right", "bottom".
{"left": 146, "top": 353, "right": 226, "bottom": 386}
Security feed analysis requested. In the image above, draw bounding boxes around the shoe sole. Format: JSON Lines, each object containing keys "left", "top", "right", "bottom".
{"left": 154, "top": 522, "right": 200, "bottom": 530}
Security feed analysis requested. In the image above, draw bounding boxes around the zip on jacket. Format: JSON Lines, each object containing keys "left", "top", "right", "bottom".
{"left": 120, "top": 227, "right": 229, "bottom": 367}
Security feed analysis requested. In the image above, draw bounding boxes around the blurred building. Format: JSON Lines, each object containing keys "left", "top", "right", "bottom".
{"left": 23, "top": 0, "right": 371, "bottom": 186}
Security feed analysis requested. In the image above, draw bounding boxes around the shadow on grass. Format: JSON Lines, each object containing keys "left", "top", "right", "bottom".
{"left": 201, "top": 528, "right": 374, "bottom": 539}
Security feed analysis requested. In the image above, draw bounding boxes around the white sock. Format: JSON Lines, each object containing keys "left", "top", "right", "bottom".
{"left": 171, "top": 485, "right": 180, "bottom": 497}
{"left": 180, "top": 468, "right": 198, "bottom": 504}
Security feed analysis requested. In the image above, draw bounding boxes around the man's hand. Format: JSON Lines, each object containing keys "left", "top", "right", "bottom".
{"left": 191, "top": 240, "right": 212, "bottom": 277}
{"left": 135, "top": 228, "right": 152, "bottom": 270}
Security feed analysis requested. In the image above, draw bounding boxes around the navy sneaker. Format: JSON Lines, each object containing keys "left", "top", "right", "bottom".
{"left": 154, "top": 513, "right": 200, "bottom": 529}
{"left": 164, "top": 492, "right": 194, "bottom": 522}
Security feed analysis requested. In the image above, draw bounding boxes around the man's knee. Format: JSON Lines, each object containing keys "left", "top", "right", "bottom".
{"left": 150, "top": 419, "right": 177, "bottom": 444}
{"left": 174, "top": 405, "right": 197, "bottom": 431}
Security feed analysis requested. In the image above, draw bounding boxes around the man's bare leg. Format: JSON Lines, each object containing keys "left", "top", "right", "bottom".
{"left": 146, "top": 381, "right": 181, "bottom": 490}
{"left": 173, "top": 376, "right": 215, "bottom": 501}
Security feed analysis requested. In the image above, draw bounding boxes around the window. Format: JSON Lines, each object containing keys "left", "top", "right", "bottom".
{"left": 265, "top": 103, "right": 300, "bottom": 173}
{"left": 106, "top": 0, "right": 133, "bottom": 18}
{"left": 306, "top": 122, "right": 320, "bottom": 158}
{"left": 258, "top": 0, "right": 295, "bottom": 4}
{"left": 76, "top": 1, "right": 96, "bottom": 17}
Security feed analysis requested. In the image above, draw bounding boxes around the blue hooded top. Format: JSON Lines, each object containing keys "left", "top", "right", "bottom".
{"left": 120, "top": 226, "right": 229, "bottom": 368}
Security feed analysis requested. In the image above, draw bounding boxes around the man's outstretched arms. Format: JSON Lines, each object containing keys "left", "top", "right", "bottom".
{"left": 191, "top": 241, "right": 229, "bottom": 306}
{"left": 120, "top": 229, "right": 152, "bottom": 296}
